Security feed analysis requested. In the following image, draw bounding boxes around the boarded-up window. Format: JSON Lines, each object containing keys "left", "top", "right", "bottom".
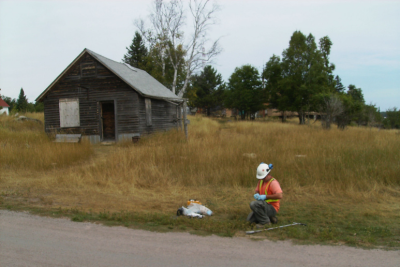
{"left": 145, "top": 98, "right": 152, "bottom": 126}
{"left": 59, "top": 98, "right": 80, "bottom": 127}
{"left": 81, "top": 63, "right": 96, "bottom": 77}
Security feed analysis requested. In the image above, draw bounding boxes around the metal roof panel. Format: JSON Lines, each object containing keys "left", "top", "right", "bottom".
{"left": 86, "top": 49, "right": 182, "bottom": 100}
{"left": 36, "top": 48, "right": 183, "bottom": 102}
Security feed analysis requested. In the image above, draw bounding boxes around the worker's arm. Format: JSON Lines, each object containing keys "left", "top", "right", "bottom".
{"left": 254, "top": 185, "right": 260, "bottom": 194}
{"left": 266, "top": 193, "right": 283, "bottom": 200}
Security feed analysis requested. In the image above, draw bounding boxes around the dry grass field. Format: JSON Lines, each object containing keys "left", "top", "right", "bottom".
{"left": 1, "top": 113, "right": 399, "bottom": 247}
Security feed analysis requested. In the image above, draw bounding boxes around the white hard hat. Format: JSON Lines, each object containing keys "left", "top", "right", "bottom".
{"left": 256, "top": 163, "right": 271, "bottom": 179}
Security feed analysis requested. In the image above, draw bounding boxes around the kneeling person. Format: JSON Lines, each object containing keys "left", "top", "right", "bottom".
{"left": 247, "top": 163, "right": 283, "bottom": 226}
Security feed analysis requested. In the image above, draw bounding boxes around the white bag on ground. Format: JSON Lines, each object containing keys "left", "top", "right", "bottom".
{"left": 187, "top": 203, "right": 213, "bottom": 216}
{"left": 177, "top": 203, "right": 213, "bottom": 218}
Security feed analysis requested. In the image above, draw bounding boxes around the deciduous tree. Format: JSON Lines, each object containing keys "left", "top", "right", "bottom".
{"left": 1, "top": 95, "right": 16, "bottom": 111}
{"left": 383, "top": 107, "right": 400, "bottom": 129}
{"left": 362, "top": 103, "right": 381, "bottom": 128}
{"left": 318, "top": 93, "right": 343, "bottom": 129}
{"left": 136, "top": 0, "right": 222, "bottom": 96}
{"left": 143, "top": 43, "right": 187, "bottom": 90}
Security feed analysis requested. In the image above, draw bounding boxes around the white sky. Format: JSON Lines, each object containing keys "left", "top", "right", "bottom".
{"left": 0, "top": 0, "right": 399, "bottom": 110}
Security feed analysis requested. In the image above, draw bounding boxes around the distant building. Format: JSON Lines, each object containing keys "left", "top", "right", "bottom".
{"left": 0, "top": 98, "right": 10, "bottom": 115}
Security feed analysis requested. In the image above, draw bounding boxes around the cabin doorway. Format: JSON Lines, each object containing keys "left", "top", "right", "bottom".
{"left": 101, "top": 102, "right": 115, "bottom": 141}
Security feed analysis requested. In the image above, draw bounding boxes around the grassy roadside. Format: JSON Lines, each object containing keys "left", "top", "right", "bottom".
{"left": 1, "top": 113, "right": 399, "bottom": 249}
{"left": 2, "top": 197, "right": 399, "bottom": 249}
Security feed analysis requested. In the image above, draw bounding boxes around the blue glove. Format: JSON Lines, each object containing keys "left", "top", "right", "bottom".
{"left": 258, "top": 195, "right": 267, "bottom": 201}
{"left": 269, "top": 163, "right": 273, "bottom": 170}
{"left": 254, "top": 193, "right": 260, "bottom": 200}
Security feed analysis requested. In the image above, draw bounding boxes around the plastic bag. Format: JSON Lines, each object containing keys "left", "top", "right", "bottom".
{"left": 176, "top": 203, "right": 213, "bottom": 218}
{"left": 187, "top": 203, "right": 213, "bottom": 216}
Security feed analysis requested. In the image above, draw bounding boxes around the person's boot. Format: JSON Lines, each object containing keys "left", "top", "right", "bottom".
{"left": 270, "top": 216, "right": 278, "bottom": 224}
{"left": 246, "top": 212, "right": 254, "bottom": 222}
{"left": 256, "top": 222, "right": 271, "bottom": 229}
{"left": 255, "top": 224, "right": 264, "bottom": 229}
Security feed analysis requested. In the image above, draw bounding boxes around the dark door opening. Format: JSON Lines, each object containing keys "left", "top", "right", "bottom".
{"left": 101, "top": 102, "right": 115, "bottom": 140}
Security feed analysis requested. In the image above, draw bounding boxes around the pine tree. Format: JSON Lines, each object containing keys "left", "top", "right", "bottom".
{"left": 278, "top": 31, "right": 333, "bottom": 124}
{"left": 16, "top": 88, "right": 28, "bottom": 112}
{"left": 263, "top": 55, "right": 286, "bottom": 121}
{"left": 122, "top": 31, "right": 148, "bottom": 69}
{"left": 225, "top": 65, "right": 264, "bottom": 120}
{"left": 335, "top": 75, "right": 345, "bottom": 93}
{"left": 192, "top": 66, "right": 224, "bottom": 116}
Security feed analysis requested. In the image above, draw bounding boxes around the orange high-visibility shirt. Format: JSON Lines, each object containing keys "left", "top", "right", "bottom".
{"left": 255, "top": 177, "right": 283, "bottom": 212}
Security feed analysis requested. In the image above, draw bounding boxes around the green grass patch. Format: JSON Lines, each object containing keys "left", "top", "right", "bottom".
{"left": 2, "top": 200, "right": 399, "bottom": 249}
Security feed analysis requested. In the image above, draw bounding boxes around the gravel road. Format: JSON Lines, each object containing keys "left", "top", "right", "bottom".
{"left": 0, "top": 210, "right": 398, "bottom": 267}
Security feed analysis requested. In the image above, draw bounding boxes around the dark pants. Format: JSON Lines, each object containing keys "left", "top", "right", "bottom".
{"left": 247, "top": 200, "right": 277, "bottom": 225}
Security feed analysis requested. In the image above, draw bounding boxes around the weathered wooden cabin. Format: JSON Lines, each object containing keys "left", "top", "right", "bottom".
{"left": 36, "top": 48, "right": 186, "bottom": 143}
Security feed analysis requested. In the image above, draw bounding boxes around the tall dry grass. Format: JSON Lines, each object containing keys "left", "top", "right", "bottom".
{"left": 1, "top": 115, "right": 399, "bottom": 213}
{"left": 67, "top": 116, "right": 400, "bottom": 193}
{"left": 0, "top": 113, "right": 93, "bottom": 171}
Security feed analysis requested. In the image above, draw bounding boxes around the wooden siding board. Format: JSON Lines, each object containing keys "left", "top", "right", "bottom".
{"left": 137, "top": 95, "right": 178, "bottom": 134}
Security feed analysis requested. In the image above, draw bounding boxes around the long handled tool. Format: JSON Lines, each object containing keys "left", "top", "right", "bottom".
{"left": 246, "top": 222, "right": 307, "bottom": 235}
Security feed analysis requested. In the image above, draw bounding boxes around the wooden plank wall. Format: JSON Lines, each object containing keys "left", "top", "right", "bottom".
{"left": 138, "top": 96, "right": 178, "bottom": 134}
{"left": 43, "top": 53, "right": 178, "bottom": 137}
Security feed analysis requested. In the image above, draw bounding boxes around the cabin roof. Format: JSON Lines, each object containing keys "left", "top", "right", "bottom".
{"left": 36, "top": 48, "right": 183, "bottom": 102}
{"left": 0, "top": 98, "right": 10, "bottom": 108}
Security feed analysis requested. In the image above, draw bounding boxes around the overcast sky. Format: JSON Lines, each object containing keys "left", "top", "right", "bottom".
{"left": 0, "top": 0, "right": 399, "bottom": 110}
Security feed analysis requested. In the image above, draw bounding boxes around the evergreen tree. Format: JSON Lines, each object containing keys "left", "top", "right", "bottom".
{"left": 16, "top": 88, "right": 28, "bottom": 112}
{"left": 191, "top": 66, "right": 225, "bottom": 116}
{"left": 334, "top": 75, "right": 345, "bottom": 93}
{"left": 347, "top": 84, "right": 365, "bottom": 103}
{"left": 319, "top": 36, "right": 335, "bottom": 86}
{"left": 336, "top": 85, "right": 365, "bottom": 128}
{"left": 347, "top": 84, "right": 365, "bottom": 125}
{"left": 265, "top": 31, "right": 335, "bottom": 124}
{"left": 262, "top": 54, "right": 289, "bottom": 122}
{"left": 123, "top": 31, "right": 148, "bottom": 69}
{"left": 224, "top": 65, "right": 264, "bottom": 120}
{"left": 280, "top": 31, "right": 330, "bottom": 124}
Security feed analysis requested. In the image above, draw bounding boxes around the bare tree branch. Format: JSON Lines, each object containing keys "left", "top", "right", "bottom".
{"left": 320, "top": 94, "right": 344, "bottom": 129}
{"left": 135, "top": 0, "right": 222, "bottom": 96}
{"left": 178, "top": 0, "right": 222, "bottom": 98}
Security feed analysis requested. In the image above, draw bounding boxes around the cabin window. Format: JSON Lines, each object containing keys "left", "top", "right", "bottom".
{"left": 145, "top": 98, "right": 152, "bottom": 126}
{"left": 81, "top": 63, "right": 96, "bottom": 77}
{"left": 59, "top": 98, "right": 80, "bottom": 127}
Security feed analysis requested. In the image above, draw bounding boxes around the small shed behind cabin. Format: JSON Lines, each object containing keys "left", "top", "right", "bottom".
{"left": 0, "top": 98, "right": 10, "bottom": 115}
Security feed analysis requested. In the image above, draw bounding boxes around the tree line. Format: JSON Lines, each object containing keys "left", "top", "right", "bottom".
{"left": 2, "top": 0, "right": 398, "bottom": 129}
{"left": 123, "top": 25, "right": 398, "bottom": 129}
{"left": 1, "top": 88, "right": 44, "bottom": 113}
